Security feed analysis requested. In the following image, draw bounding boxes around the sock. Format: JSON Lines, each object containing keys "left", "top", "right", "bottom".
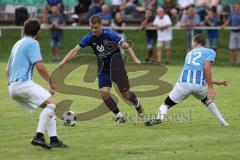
{"left": 36, "top": 104, "right": 56, "bottom": 134}
{"left": 104, "top": 96, "right": 120, "bottom": 115}
{"left": 206, "top": 100, "right": 229, "bottom": 126}
{"left": 129, "top": 92, "right": 139, "bottom": 107}
{"left": 157, "top": 104, "right": 168, "bottom": 121}
{"left": 50, "top": 136, "right": 59, "bottom": 143}
{"left": 47, "top": 114, "right": 57, "bottom": 138}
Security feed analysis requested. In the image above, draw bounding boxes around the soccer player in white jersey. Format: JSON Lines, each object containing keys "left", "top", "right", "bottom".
{"left": 6, "top": 19, "right": 67, "bottom": 149}
{"left": 145, "top": 34, "right": 229, "bottom": 126}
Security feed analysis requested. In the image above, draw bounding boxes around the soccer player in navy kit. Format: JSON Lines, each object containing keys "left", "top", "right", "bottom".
{"left": 58, "top": 15, "right": 144, "bottom": 123}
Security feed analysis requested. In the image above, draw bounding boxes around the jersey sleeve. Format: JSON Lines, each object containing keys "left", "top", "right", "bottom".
{"left": 206, "top": 49, "right": 216, "bottom": 63}
{"left": 27, "top": 42, "right": 43, "bottom": 64}
{"left": 79, "top": 33, "right": 91, "bottom": 48}
{"left": 107, "top": 30, "right": 121, "bottom": 44}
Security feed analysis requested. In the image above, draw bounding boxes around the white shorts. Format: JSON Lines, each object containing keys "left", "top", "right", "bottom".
{"left": 169, "top": 82, "right": 207, "bottom": 104}
{"left": 8, "top": 81, "right": 51, "bottom": 112}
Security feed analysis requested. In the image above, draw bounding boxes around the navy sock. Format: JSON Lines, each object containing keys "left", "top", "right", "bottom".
{"left": 104, "top": 97, "right": 120, "bottom": 115}
{"left": 129, "top": 92, "right": 139, "bottom": 106}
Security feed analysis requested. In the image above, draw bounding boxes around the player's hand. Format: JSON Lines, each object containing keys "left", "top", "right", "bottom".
{"left": 134, "top": 58, "right": 141, "bottom": 67}
{"left": 217, "top": 80, "right": 229, "bottom": 86}
{"left": 48, "top": 87, "right": 56, "bottom": 95}
{"left": 57, "top": 60, "right": 65, "bottom": 69}
{"left": 208, "top": 87, "right": 216, "bottom": 100}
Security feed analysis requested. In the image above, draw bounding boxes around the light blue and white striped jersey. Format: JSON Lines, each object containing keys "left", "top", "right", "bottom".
{"left": 178, "top": 47, "right": 216, "bottom": 86}
{"left": 8, "top": 37, "right": 42, "bottom": 85}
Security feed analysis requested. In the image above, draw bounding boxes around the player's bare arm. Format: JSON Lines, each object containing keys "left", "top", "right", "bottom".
{"left": 5, "top": 64, "right": 9, "bottom": 77}
{"left": 121, "top": 41, "right": 141, "bottom": 65}
{"left": 58, "top": 45, "right": 81, "bottom": 69}
{"left": 204, "top": 60, "right": 216, "bottom": 100}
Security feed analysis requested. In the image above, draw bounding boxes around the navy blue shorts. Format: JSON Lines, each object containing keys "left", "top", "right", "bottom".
{"left": 97, "top": 70, "right": 130, "bottom": 91}
{"left": 98, "top": 71, "right": 112, "bottom": 88}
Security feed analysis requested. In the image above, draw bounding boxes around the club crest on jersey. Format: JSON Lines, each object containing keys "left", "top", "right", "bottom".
{"left": 96, "top": 44, "right": 105, "bottom": 52}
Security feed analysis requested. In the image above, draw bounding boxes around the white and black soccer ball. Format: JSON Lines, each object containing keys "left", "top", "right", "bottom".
{"left": 62, "top": 111, "right": 78, "bottom": 126}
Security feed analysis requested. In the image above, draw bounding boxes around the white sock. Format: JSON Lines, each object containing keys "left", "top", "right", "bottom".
{"left": 157, "top": 104, "right": 168, "bottom": 121}
{"left": 47, "top": 114, "right": 57, "bottom": 137}
{"left": 206, "top": 101, "right": 229, "bottom": 126}
{"left": 36, "top": 104, "right": 56, "bottom": 134}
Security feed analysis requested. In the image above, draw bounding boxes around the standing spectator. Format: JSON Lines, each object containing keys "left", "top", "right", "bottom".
{"left": 97, "top": 5, "right": 112, "bottom": 26}
{"left": 177, "top": 0, "right": 194, "bottom": 10}
{"left": 153, "top": 8, "right": 172, "bottom": 64}
{"left": 222, "top": 3, "right": 240, "bottom": 65}
{"left": 205, "top": 0, "right": 219, "bottom": 13}
{"left": 163, "top": 0, "right": 176, "bottom": 16}
{"left": 140, "top": 9, "right": 157, "bottom": 62}
{"left": 74, "top": 0, "right": 91, "bottom": 23}
{"left": 85, "top": 0, "right": 103, "bottom": 21}
{"left": 204, "top": 10, "right": 219, "bottom": 51}
{"left": 180, "top": 7, "right": 200, "bottom": 50}
{"left": 142, "top": 0, "right": 157, "bottom": 13}
{"left": 111, "top": 0, "right": 125, "bottom": 17}
{"left": 111, "top": 12, "right": 127, "bottom": 60}
{"left": 48, "top": 6, "right": 64, "bottom": 61}
{"left": 195, "top": 0, "right": 206, "bottom": 22}
{"left": 170, "top": 8, "right": 179, "bottom": 26}
{"left": 43, "top": 0, "right": 64, "bottom": 24}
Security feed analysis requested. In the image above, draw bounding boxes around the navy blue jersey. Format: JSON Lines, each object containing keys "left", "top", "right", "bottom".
{"left": 79, "top": 28, "right": 124, "bottom": 70}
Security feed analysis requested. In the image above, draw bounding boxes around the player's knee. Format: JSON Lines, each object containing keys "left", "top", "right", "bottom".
{"left": 44, "top": 97, "right": 58, "bottom": 107}
{"left": 121, "top": 90, "right": 131, "bottom": 99}
{"left": 201, "top": 96, "right": 208, "bottom": 105}
{"left": 164, "top": 96, "right": 176, "bottom": 108}
{"left": 99, "top": 90, "right": 110, "bottom": 100}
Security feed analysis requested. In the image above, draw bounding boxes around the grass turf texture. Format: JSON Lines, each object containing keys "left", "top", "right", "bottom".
{"left": 0, "top": 29, "right": 239, "bottom": 160}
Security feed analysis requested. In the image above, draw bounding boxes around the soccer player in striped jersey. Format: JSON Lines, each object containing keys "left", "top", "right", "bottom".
{"left": 145, "top": 34, "right": 229, "bottom": 126}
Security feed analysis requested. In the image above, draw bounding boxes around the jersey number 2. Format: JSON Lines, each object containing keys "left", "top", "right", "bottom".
{"left": 187, "top": 52, "right": 201, "bottom": 65}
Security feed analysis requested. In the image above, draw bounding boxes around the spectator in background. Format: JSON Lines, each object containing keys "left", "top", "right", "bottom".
{"left": 205, "top": 0, "right": 219, "bottom": 13}
{"left": 204, "top": 10, "right": 219, "bottom": 51}
{"left": 222, "top": 3, "right": 240, "bottom": 65}
{"left": 195, "top": 0, "right": 206, "bottom": 22}
{"left": 163, "top": 0, "right": 176, "bottom": 16}
{"left": 85, "top": 0, "right": 103, "bottom": 21}
{"left": 177, "top": 0, "right": 193, "bottom": 10}
{"left": 97, "top": 5, "right": 112, "bottom": 26}
{"left": 140, "top": 9, "right": 157, "bottom": 62}
{"left": 218, "top": 5, "right": 230, "bottom": 25}
{"left": 153, "top": 8, "right": 172, "bottom": 64}
{"left": 43, "top": 0, "right": 64, "bottom": 23}
{"left": 142, "top": 0, "right": 157, "bottom": 13}
{"left": 111, "top": 12, "right": 127, "bottom": 60}
{"left": 74, "top": 0, "right": 91, "bottom": 23}
{"left": 48, "top": 6, "right": 64, "bottom": 61}
{"left": 180, "top": 7, "right": 200, "bottom": 50}
{"left": 170, "top": 8, "right": 179, "bottom": 26}
{"left": 111, "top": 0, "right": 125, "bottom": 17}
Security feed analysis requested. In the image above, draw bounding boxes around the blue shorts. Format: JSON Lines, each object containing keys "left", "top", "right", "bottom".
{"left": 98, "top": 71, "right": 112, "bottom": 88}
{"left": 97, "top": 70, "right": 130, "bottom": 91}
{"left": 147, "top": 36, "right": 157, "bottom": 49}
{"left": 50, "top": 35, "right": 63, "bottom": 49}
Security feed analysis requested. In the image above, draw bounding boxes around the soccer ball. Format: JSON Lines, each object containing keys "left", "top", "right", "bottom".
{"left": 61, "top": 111, "right": 78, "bottom": 126}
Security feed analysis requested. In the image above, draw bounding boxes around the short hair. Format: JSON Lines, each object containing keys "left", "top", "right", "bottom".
{"left": 89, "top": 15, "right": 102, "bottom": 25}
{"left": 193, "top": 34, "right": 205, "bottom": 46}
{"left": 24, "top": 19, "right": 40, "bottom": 36}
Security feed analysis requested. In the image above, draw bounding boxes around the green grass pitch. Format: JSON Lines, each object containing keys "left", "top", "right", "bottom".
{"left": 0, "top": 29, "right": 240, "bottom": 160}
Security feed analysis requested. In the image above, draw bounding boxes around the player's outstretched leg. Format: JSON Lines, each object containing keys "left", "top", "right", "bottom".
{"left": 145, "top": 96, "right": 176, "bottom": 126}
{"left": 201, "top": 97, "right": 229, "bottom": 126}
{"left": 121, "top": 90, "right": 144, "bottom": 118}
{"left": 100, "top": 88, "right": 125, "bottom": 123}
{"left": 31, "top": 98, "right": 68, "bottom": 149}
